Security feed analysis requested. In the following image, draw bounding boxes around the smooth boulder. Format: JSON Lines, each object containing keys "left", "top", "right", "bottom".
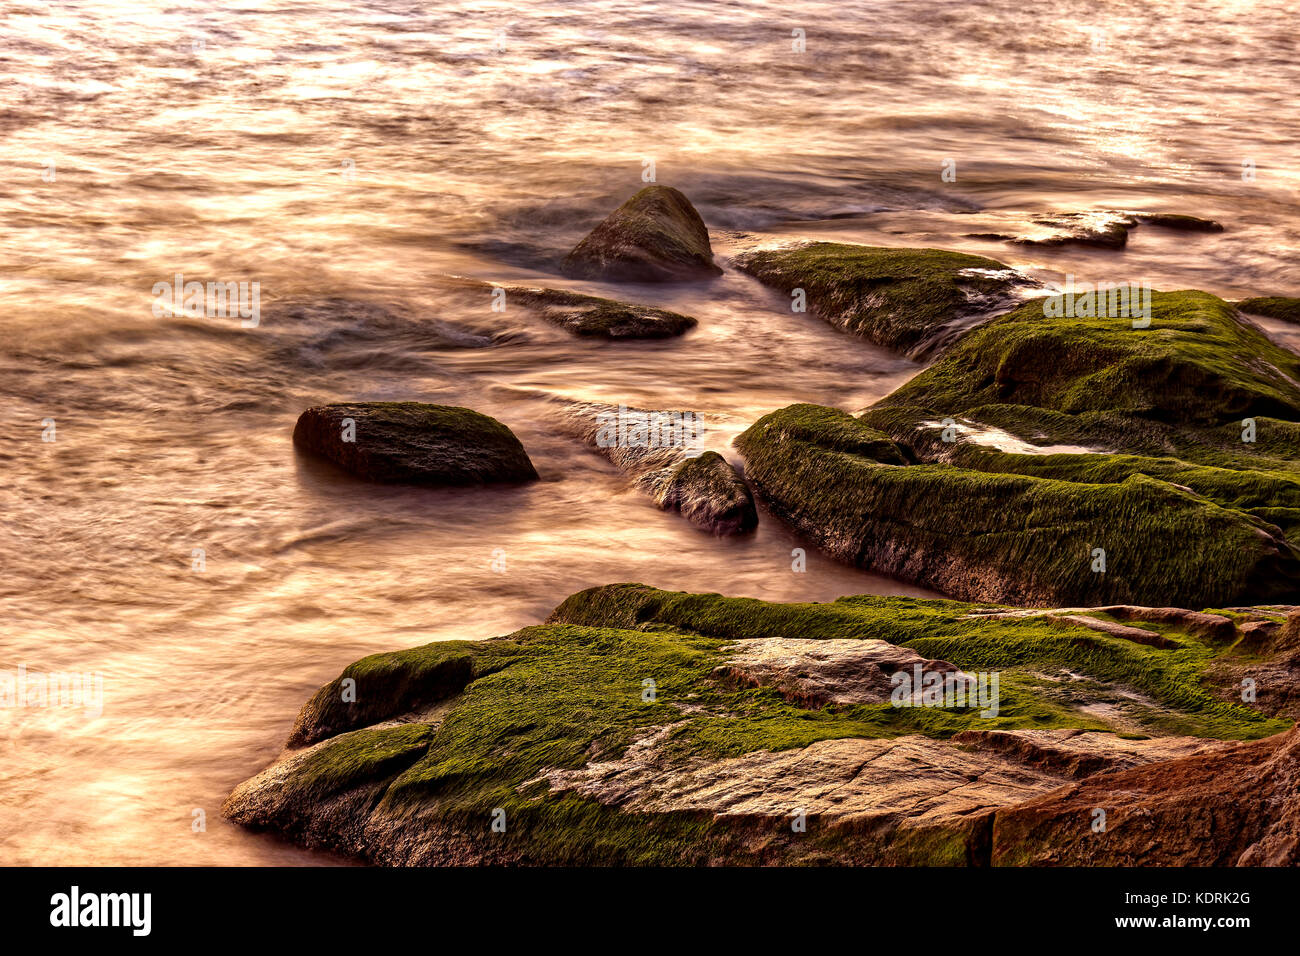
{"left": 293, "top": 402, "right": 538, "bottom": 485}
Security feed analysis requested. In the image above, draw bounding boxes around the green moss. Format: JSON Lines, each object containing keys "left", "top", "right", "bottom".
{"left": 294, "top": 724, "right": 437, "bottom": 800}
{"left": 288, "top": 638, "right": 525, "bottom": 746}
{"left": 1236, "top": 296, "right": 1300, "bottom": 324}
{"left": 862, "top": 290, "right": 1300, "bottom": 461}
{"left": 733, "top": 241, "right": 1021, "bottom": 357}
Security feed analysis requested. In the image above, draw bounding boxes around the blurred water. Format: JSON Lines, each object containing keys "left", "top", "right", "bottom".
{"left": 0, "top": 0, "right": 1297, "bottom": 864}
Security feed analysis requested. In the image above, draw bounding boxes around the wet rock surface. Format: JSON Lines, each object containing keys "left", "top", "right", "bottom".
{"left": 293, "top": 402, "right": 538, "bottom": 485}
{"left": 561, "top": 185, "right": 722, "bottom": 283}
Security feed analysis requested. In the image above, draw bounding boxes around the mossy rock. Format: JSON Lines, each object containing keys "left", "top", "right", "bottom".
{"left": 731, "top": 241, "right": 1025, "bottom": 357}
{"left": 736, "top": 404, "right": 1300, "bottom": 608}
{"left": 861, "top": 289, "right": 1300, "bottom": 472}
{"left": 1236, "top": 296, "right": 1300, "bottom": 325}
{"left": 561, "top": 185, "right": 722, "bottom": 283}
{"left": 225, "top": 584, "right": 1291, "bottom": 866}
{"left": 293, "top": 402, "right": 538, "bottom": 485}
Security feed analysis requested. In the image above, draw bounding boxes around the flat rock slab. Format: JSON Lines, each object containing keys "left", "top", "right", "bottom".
{"left": 994, "top": 726, "right": 1300, "bottom": 865}
{"left": 713, "top": 637, "right": 963, "bottom": 707}
{"left": 531, "top": 728, "right": 1217, "bottom": 826}
{"left": 449, "top": 277, "right": 698, "bottom": 339}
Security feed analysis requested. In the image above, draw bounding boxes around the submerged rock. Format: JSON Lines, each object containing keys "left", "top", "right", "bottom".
{"left": 1012, "top": 212, "right": 1135, "bottom": 249}
{"left": 450, "top": 277, "right": 697, "bottom": 339}
{"left": 561, "top": 185, "right": 722, "bottom": 283}
{"left": 293, "top": 402, "right": 538, "bottom": 485}
{"left": 1010, "top": 211, "right": 1222, "bottom": 248}
{"left": 1132, "top": 212, "right": 1224, "bottom": 232}
{"left": 650, "top": 451, "right": 758, "bottom": 535}
{"left": 563, "top": 401, "right": 756, "bottom": 535}
{"left": 731, "top": 241, "right": 1028, "bottom": 358}
{"left": 505, "top": 286, "right": 697, "bottom": 338}
{"left": 224, "top": 583, "right": 1294, "bottom": 866}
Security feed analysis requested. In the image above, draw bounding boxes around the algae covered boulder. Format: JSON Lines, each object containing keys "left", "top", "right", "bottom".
{"left": 735, "top": 404, "right": 1300, "bottom": 608}
{"left": 293, "top": 402, "right": 538, "bottom": 485}
{"left": 731, "top": 241, "right": 1026, "bottom": 357}
{"left": 729, "top": 289, "right": 1300, "bottom": 608}
{"left": 1237, "top": 296, "right": 1300, "bottom": 324}
{"left": 861, "top": 289, "right": 1300, "bottom": 463}
{"left": 225, "top": 583, "right": 1292, "bottom": 866}
{"left": 561, "top": 185, "right": 722, "bottom": 283}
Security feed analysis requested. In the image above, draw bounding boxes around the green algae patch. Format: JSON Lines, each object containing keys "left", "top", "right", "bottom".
{"left": 729, "top": 290, "right": 1300, "bottom": 607}
{"left": 288, "top": 639, "right": 527, "bottom": 746}
{"left": 732, "top": 241, "right": 1024, "bottom": 357}
{"left": 294, "top": 724, "right": 438, "bottom": 800}
{"left": 863, "top": 290, "right": 1300, "bottom": 461}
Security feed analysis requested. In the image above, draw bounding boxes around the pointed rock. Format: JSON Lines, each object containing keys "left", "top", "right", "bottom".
{"left": 561, "top": 185, "right": 722, "bottom": 283}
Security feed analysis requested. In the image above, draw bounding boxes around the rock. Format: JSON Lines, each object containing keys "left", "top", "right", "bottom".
{"left": 508, "top": 287, "right": 696, "bottom": 338}
{"left": 650, "top": 451, "right": 757, "bottom": 535}
{"left": 1091, "top": 606, "right": 1237, "bottom": 643}
{"left": 1236, "top": 296, "right": 1300, "bottom": 324}
{"left": 293, "top": 402, "right": 538, "bottom": 485}
{"left": 1012, "top": 212, "right": 1134, "bottom": 249}
{"left": 562, "top": 401, "right": 756, "bottom": 535}
{"left": 711, "top": 637, "right": 964, "bottom": 708}
{"left": 529, "top": 728, "right": 1215, "bottom": 863}
{"left": 560, "top": 185, "right": 722, "bottom": 283}
{"left": 731, "top": 241, "right": 1028, "bottom": 358}
{"left": 992, "top": 725, "right": 1300, "bottom": 865}
{"left": 1010, "top": 211, "right": 1222, "bottom": 249}
{"left": 1132, "top": 212, "right": 1224, "bottom": 232}
{"left": 734, "top": 403, "right": 1299, "bottom": 607}
{"left": 450, "top": 277, "right": 698, "bottom": 338}
{"left": 1047, "top": 614, "right": 1178, "bottom": 649}
{"left": 225, "top": 584, "right": 1291, "bottom": 866}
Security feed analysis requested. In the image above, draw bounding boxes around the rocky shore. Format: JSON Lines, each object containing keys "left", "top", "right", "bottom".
{"left": 232, "top": 186, "right": 1300, "bottom": 865}
{"left": 225, "top": 584, "right": 1299, "bottom": 865}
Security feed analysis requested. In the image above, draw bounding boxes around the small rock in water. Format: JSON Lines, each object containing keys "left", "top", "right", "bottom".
{"left": 293, "top": 402, "right": 538, "bottom": 485}
{"left": 561, "top": 185, "right": 723, "bottom": 283}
